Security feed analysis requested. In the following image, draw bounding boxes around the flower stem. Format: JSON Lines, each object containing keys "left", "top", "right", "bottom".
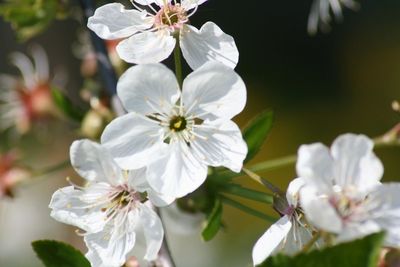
{"left": 78, "top": 0, "right": 118, "bottom": 97}
{"left": 155, "top": 207, "right": 176, "bottom": 267}
{"left": 220, "top": 184, "right": 273, "bottom": 204}
{"left": 242, "top": 168, "right": 284, "bottom": 196}
{"left": 249, "top": 155, "right": 297, "bottom": 173}
{"left": 219, "top": 195, "right": 277, "bottom": 222}
{"left": 301, "top": 231, "right": 321, "bottom": 253}
{"left": 173, "top": 33, "right": 183, "bottom": 87}
{"left": 19, "top": 160, "right": 71, "bottom": 188}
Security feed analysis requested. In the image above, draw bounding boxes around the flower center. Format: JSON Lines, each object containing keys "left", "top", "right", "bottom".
{"left": 169, "top": 115, "right": 187, "bottom": 132}
{"left": 155, "top": 4, "right": 188, "bottom": 30}
{"left": 329, "top": 192, "right": 365, "bottom": 222}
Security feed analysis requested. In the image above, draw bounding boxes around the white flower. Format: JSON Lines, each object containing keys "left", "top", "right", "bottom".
{"left": 49, "top": 139, "right": 173, "bottom": 267}
{"left": 0, "top": 45, "right": 56, "bottom": 134}
{"left": 252, "top": 178, "right": 315, "bottom": 266}
{"left": 87, "top": 1, "right": 238, "bottom": 69}
{"left": 307, "top": 0, "right": 359, "bottom": 35}
{"left": 298, "top": 133, "right": 400, "bottom": 246}
{"left": 101, "top": 61, "right": 248, "bottom": 198}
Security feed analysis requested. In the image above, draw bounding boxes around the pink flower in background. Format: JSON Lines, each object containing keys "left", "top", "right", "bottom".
{"left": 0, "top": 151, "right": 30, "bottom": 198}
{"left": 0, "top": 46, "right": 58, "bottom": 134}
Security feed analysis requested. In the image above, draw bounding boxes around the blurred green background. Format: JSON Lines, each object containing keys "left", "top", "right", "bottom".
{"left": 0, "top": 0, "right": 400, "bottom": 266}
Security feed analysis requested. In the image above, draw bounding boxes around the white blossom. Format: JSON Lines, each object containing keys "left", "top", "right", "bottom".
{"left": 252, "top": 178, "right": 315, "bottom": 265}
{"left": 87, "top": 0, "right": 238, "bottom": 69}
{"left": 298, "top": 133, "right": 400, "bottom": 246}
{"left": 308, "top": 0, "right": 359, "bottom": 35}
{"left": 0, "top": 45, "right": 56, "bottom": 134}
{"left": 101, "top": 61, "right": 248, "bottom": 198}
{"left": 49, "top": 140, "right": 172, "bottom": 267}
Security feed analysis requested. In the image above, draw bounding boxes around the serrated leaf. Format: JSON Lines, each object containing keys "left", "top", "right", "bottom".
{"left": 257, "top": 232, "right": 385, "bottom": 267}
{"left": 243, "top": 110, "right": 274, "bottom": 163}
{"left": 32, "top": 240, "right": 90, "bottom": 267}
{"left": 52, "top": 87, "right": 84, "bottom": 122}
{"left": 201, "top": 198, "right": 223, "bottom": 241}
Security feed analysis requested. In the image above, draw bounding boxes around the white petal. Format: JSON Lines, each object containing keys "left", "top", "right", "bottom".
{"left": 336, "top": 221, "right": 381, "bottom": 244}
{"left": 300, "top": 185, "right": 342, "bottom": 233}
{"left": 368, "top": 183, "right": 400, "bottom": 246}
{"left": 10, "top": 52, "right": 36, "bottom": 89}
{"left": 49, "top": 186, "right": 107, "bottom": 233}
{"left": 84, "top": 211, "right": 138, "bottom": 267}
{"left": 286, "top": 178, "right": 305, "bottom": 207}
{"left": 88, "top": 3, "right": 152, "bottom": 40}
{"left": 139, "top": 204, "right": 164, "bottom": 261}
{"left": 117, "top": 64, "right": 180, "bottom": 115}
{"left": 70, "top": 139, "right": 123, "bottom": 184}
{"left": 331, "top": 134, "right": 383, "bottom": 190}
{"left": 281, "top": 222, "right": 314, "bottom": 255}
{"left": 146, "top": 142, "right": 208, "bottom": 198}
{"left": 127, "top": 168, "right": 175, "bottom": 207}
{"left": 116, "top": 31, "right": 176, "bottom": 64}
{"left": 133, "top": 0, "right": 168, "bottom": 6}
{"left": 252, "top": 216, "right": 292, "bottom": 266}
{"left": 181, "top": 0, "right": 208, "bottom": 10}
{"left": 296, "top": 143, "right": 334, "bottom": 193}
{"left": 101, "top": 113, "right": 164, "bottom": 169}
{"left": 182, "top": 61, "right": 246, "bottom": 121}
{"left": 191, "top": 120, "right": 247, "bottom": 172}
{"left": 180, "top": 22, "right": 239, "bottom": 70}
{"left": 30, "top": 45, "right": 49, "bottom": 82}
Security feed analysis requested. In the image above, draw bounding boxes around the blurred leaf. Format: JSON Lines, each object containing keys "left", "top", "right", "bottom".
{"left": 52, "top": 87, "right": 85, "bottom": 122}
{"left": 201, "top": 198, "right": 223, "bottom": 241}
{"left": 257, "top": 232, "right": 385, "bottom": 267}
{"left": 0, "top": 0, "right": 68, "bottom": 41}
{"left": 243, "top": 110, "right": 274, "bottom": 163}
{"left": 32, "top": 240, "right": 90, "bottom": 267}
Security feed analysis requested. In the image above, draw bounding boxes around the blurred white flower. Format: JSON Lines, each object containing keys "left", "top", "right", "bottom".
{"left": 87, "top": 0, "right": 238, "bottom": 69}
{"left": 307, "top": 0, "right": 359, "bottom": 35}
{"left": 252, "top": 178, "right": 315, "bottom": 266}
{"left": 0, "top": 46, "right": 57, "bottom": 134}
{"left": 49, "top": 139, "right": 173, "bottom": 267}
{"left": 101, "top": 62, "right": 247, "bottom": 198}
{"left": 298, "top": 134, "right": 400, "bottom": 246}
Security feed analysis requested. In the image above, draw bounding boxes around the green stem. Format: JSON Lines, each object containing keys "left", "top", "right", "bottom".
{"left": 219, "top": 195, "right": 277, "bottom": 222}
{"left": 249, "top": 155, "right": 297, "bottom": 173}
{"left": 242, "top": 168, "right": 284, "bottom": 196}
{"left": 220, "top": 183, "right": 273, "bottom": 204}
{"left": 173, "top": 33, "right": 183, "bottom": 87}
{"left": 32, "top": 160, "right": 71, "bottom": 177}
{"left": 301, "top": 231, "right": 321, "bottom": 253}
{"left": 19, "top": 160, "right": 70, "bottom": 188}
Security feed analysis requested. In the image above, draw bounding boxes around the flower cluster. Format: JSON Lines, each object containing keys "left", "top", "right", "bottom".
{"left": 87, "top": 0, "right": 238, "bottom": 69}
{"left": 252, "top": 134, "right": 400, "bottom": 265}
{"left": 50, "top": 1, "right": 247, "bottom": 266}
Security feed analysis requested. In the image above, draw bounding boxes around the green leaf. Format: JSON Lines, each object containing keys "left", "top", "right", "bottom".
{"left": 52, "top": 87, "right": 84, "bottom": 122}
{"left": 32, "top": 240, "right": 90, "bottom": 267}
{"left": 243, "top": 110, "right": 274, "bottom": 163}
{"left": 257, "top": 232, "right": 385, "bottom": 267}
{"left": 201, "top": 198, "right": 223, "bottom": 241}
{"left": 0, "top": 0, "right": 68, "bottom": 41}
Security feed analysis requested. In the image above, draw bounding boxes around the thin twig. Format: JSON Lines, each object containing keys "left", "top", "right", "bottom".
{"left": 78, "top": 0, "right": 119, "bottom": 99}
